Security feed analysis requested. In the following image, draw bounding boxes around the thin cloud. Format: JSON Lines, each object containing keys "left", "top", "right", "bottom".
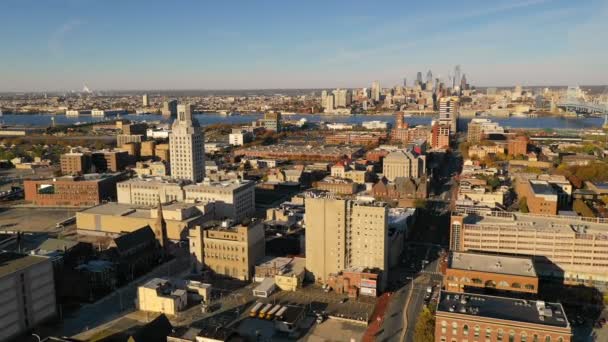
{"left": 48, "top": 19, "right": 83, "bottom": 57}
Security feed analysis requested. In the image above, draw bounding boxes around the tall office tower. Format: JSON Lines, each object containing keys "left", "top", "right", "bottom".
{"left": 162, "top": 99, "right": 178, "bottom": 117}
{"left": 416, "top": 72, "right": 423, "bottom": 84}
{"left": 169, "top": 104, "right": 205, "bottom": 182}
{"left": 371, "top": 81, "right": 381, "bottom": 102}
{"left": 439, "top": 96, "right": 460, "bottom": 133}
{"left": 324, "top": 94, "right": 335, "bottom": 112}
{"left": 426, "top": 70, "right": 433, "bottom": 84}
{"left": 305, "top": 196, "right": 389, "bottom": 285}
{"left": 460, "top": 74, "right": 467, "bottom": 90}
{"left": 403, "top": 78, "right": 407, "bottom": 87}
{"left": 321, "top": 90, "right": 328, "bottom": 107}
{"left": 453, "top": 65, "right": 461, "bottom": 90}
{"left": 142, "top": 94, "right": 149, "bottom": 107}
{"left": 332, "top": 89, "right": 345, "bottom": 107}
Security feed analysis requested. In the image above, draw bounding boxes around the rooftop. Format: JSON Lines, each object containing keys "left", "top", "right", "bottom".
{"left": 449, "top": 251, "right": 537, "bottom": 277}
{"left": 457, "top": 209, "right": 608, "bottom": 236}
{"left": 0, "top": 252, "right": 48, "bottom": 278}
{"left": 437, "top": 291, "right": 569, "bottom": 329}
{"left": 529, "top": 180, "right": 558, "bottom": 197}
{"left": 79, "top": 202, "right": 202, "bottom": 221}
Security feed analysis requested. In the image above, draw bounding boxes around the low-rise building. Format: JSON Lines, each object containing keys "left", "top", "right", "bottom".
{"left": 137, "top": 278, "right": 187, "bottom": 316}
{"left": 515, "top": 179, "right": 558, "bottom": 215}
{"left": 76, "top": 202, "right": 208, "bottom": 241}
{"left": 255, "top": 257, "right": 306, "bottom": 292}
{"left": 24, "top": 173, "right": 123, "bottom": 207}
{"left": 445, "top": 251, "right": 539, "bottom": 295}
{"left": 435, "top": 291, "right": 571, "bottom": 342}
{"left": 189, "top": 220, "right": 265, "bottom": 281}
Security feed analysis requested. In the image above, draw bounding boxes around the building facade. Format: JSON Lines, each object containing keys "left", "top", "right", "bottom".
{"left": 450, "top": 209, "right": 608, "bottom": 285}
{"left": 0, "top": 253, "right": 56, "bottom": 341}
{"left": 24, "top": 173, "right": 121, "bottom": 207}
{"left": 382, "top": 150, "right": 426, "bottom": 181}
{"left": 189, "top": 220, "right": 265, "bottom": 281}
{"left": 305, "top": 197, "right": 389, "bottom": 287}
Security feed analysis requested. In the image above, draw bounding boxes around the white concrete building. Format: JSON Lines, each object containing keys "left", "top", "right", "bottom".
{"left": 170, "top": 104, "right": 205, "bottom": 182}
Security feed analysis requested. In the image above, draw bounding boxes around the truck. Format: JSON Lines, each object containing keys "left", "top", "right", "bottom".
{"left": 249, "top": 302, "right": 263, "bottom": 317}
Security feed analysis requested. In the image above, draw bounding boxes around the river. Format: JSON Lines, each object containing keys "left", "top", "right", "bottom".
{"left": 0, "top": 113, "right": 604, "bottom": 130}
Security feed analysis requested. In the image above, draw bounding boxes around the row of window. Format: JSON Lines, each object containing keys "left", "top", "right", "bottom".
{"left": 439, "top": 321, "right": 565, "bottom": 342}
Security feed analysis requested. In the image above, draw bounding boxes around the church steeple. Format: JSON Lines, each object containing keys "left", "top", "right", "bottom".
{"left": 154, "top": 197, "right": 168, "bottom": 253}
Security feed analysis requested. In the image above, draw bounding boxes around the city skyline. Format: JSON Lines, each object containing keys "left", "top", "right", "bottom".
{"left": 1, "top": 0, "right": 607, "bottom": 91}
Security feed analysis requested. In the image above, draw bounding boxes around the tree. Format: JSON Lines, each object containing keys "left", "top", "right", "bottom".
{"left": 519, "top": 196, "right": 529, "bottom": 213}
{"left": 414, "top": 307, "right": 435, "bottom": 342}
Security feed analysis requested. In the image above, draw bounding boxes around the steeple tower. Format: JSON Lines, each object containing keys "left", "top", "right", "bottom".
{"left": 154, "top": 197, "right": 168, "bottom": 253}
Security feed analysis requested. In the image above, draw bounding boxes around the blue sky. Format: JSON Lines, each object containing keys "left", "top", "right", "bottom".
{"left": 0, "top": 0, "right": 606, "bottom": 91}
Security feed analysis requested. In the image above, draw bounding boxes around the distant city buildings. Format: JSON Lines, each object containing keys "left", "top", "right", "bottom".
{"left": 162, "top": 99, "right": 178, "bottom": 117}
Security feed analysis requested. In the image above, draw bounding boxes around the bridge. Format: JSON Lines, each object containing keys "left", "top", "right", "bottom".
{"left": 556, "top": 101, "right": 608, "bottom": 115}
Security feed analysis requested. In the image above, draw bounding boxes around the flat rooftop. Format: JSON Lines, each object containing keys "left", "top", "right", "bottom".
{"left": 79, "top": 202, "right": 202, "bottom": 221}
{"left": 437, "top": 291, "right": 569, "bottom": 329}
{"left": 458, "top": 209, "right": 608, "bottom": 235}
{"left": 449, "top": 251, "right": 537, "bottom": 277}
{"left": 529, "top": 180, "right": 557, "bottom": 196}
{"left": 0, "top": 252, "right": 48, "bottom": 277}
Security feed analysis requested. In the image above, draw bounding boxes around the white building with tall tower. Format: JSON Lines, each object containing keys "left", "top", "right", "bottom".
{"left": 169, "top": 104, "right": 205, "bottom": 182}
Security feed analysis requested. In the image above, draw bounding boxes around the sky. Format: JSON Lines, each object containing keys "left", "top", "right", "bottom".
{"left": 0, "top": 0, "right": 607, "bottom": 91}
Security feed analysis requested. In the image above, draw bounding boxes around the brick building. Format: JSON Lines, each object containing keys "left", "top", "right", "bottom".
{"left": 435, "top": 291, "right": 571, "bottom": 342}
{"left": 508, "top": 136, "right": 529, "bottom": 156}
{"left": 445, "top": 251, "right": 539, "bottom": 295}
{"left": 24, "top": 173, "right": 122, "bottom": 207}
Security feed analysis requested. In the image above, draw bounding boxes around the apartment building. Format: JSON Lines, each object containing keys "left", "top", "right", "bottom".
{"left": 305, "top": 196, "right": 389, "bottom": 287}
{"left": 0, "top": 253, "right": 56, "bottom": 341}
{"left": 508, "top": 136, "right": 529, "bottom": 156}
{"left": 467, "top": 118, "right": 505, "bottom": 143}
{"left": 436, "top": 291, "right": 571, "bottom": 342}
{"left": 189, "top": 220, "right": 265, "bottom": 281}
{"left": 430, "top": 122, "right": 450, "bottom": 149}
{"left": 450, "top": 209, "right": 608, "bottom": 284}
{"left": 60, "top": 152, "right": 91, "bottom": 175}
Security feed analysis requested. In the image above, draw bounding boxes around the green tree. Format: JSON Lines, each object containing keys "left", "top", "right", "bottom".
{"left": 414, "top": 307, "right": 435, "bottom": 342}
{"left": 519, "top": 197, "right": 529, "bottom": 213}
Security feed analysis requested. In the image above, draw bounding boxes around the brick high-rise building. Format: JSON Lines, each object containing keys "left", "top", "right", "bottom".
{"left": 508, "top": 136, "right": 529, "bottom": 156}
{"left": 60, "top": 152, "right": 91, "bottom": 175}
{"left": 430, "top": 122, "right": 450, "bottom": 149}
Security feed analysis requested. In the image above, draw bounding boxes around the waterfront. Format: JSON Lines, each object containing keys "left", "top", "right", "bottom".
{"left": 0, "top": 113, "right": 605, "bottom": 130}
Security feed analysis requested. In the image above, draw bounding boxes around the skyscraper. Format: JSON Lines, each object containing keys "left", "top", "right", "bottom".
{"left": 169, "top": 103, "right": 205, "bottom": 182}
{"left": 453, "top": 65, "right": 461, "bottom": 90}
{"left": 162, "top": 99, "right": 178, "bottom": 117}
{"left": 403, "top": 78, "right": 407, "bottom": 87}
{"left": 371, "top": 81, "right": 381, "bottom": 102}
{"left": 416, "top": 72, "right": 423, "bottom": 84}
{"left": 426, "top": 70, "right": 433, "bottom": 83}
{"left": 142, "top": 94, "right": 149, "bottom": 107}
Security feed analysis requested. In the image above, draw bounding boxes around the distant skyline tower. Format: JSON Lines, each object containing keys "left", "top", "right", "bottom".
{"left": 371, "top": 81, "right": 381, "bottom": 102}
{"left": 416, "top": 72, "right": 423, "bottom": 84}
{"left": 426, "top": 70, "right": 433, "bottom": 84}
{"left": 403, "top": 78, "right": 407, "bottom": 87}
{"left": 142, "top": 93, "right": 149, "bottom": 107}
{"left": 169, "top": 103, "right": 205, "bottom": 182}
{"left": 454, "top": 65, "right": 461, "bottom": 89}
{"left": 460, "top": 74, "right": 467, "bottom": 90}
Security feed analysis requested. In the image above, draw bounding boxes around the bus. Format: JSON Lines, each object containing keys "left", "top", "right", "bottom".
{"left": 266, "top": 305, "right": 282, "bottom": 320}
{"left": 275, "top": 306, "right": 288, "bottom": 321}
{"left": 249, "top": 302, "right": 263, "bottom": 317}
{"left": 258, "top": 303, "right": 273, "bottom": 319}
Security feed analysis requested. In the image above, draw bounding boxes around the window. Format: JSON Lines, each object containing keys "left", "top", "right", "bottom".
{"left": 533, "top": 334, "right": 539, "bottom": 342}
{"left": 497, "top": 329, "right": 504, "bottom": 341}
{"left": 463, "top": 324, "right": 469, "bottom": 336}
{"left": 474, "top": 325, "right": 480, "bottom": 337}
{"left": 485, "top": 328, "right": 492, "bottom": 338}
{"left": 525, "top": 284, "right": 535, "bottom": 290}
{"left": 452, "top": 322, "right": 458, "bottom": 335}
{"left": 544, "top": 337, "right": 551, "bottom": 342}
{"left": 521, "top": 333, "right": 528, "bottom": 342}
{"left": 512, "top": 282, "right": 522, "bottom": 288}
{"left": 509, "top": 331, "right": 515, "bottom": 342}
